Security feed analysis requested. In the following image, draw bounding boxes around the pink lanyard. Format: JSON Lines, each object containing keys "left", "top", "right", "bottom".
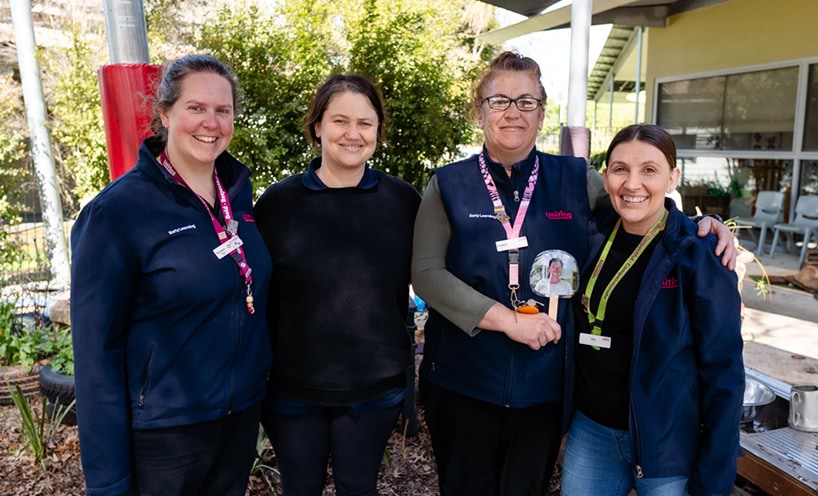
{"left": 478, "top": 153, "right": 539, "bottom": 307}
{"left": 159, "top": 150, "right": 255, "bottom": 314}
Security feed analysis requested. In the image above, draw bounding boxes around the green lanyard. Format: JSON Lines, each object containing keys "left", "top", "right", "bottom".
{"left": 581, "top": 209, "right": 668, "bottom": 350}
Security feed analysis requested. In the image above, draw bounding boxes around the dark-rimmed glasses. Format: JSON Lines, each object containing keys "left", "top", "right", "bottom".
{"left": 482, "top": 95, "right": 542, "bottom": 112}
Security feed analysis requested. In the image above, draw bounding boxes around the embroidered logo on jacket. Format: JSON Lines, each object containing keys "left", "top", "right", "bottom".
{"left": 468, "top": 213, "right": 496, "bottom": 220}
{"left": 661, "top": 277, "right": 679, "bottom": 289}
{"left": 545, "top": 211, "right": 573, "bottom": 220}
{"left": 168, "top": 224, "right": 196, "bottom": 235}
{"left": 242, "top": 213, "right": 255, "bottom": 222}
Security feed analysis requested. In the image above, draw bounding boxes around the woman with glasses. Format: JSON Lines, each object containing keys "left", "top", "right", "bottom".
{"left": 411, "top": 51, "right": 736, "bottom": 496}
{"left": 254, "top": 74, "right": 420, "bottom": 496}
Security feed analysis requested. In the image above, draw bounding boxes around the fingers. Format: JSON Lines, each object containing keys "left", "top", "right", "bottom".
{"left": 697, "top": 217, "right": 738, "bottom": 271}
{"left": 722, "top": 241, "right": 737, "bottom": 271}
{"left": 696, "top": 216, "right": 713, "bottom": 237}
{"left": 512, "top": 313, "right": 561, "bottom": 350}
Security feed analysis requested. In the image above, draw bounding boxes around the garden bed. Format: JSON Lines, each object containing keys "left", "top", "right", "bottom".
{"left": 0, "top": 397, "right": 562, "bottom": 495}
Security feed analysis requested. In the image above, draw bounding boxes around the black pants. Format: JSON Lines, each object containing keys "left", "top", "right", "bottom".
{"left": 264, "top": 404, "right": 400, "bottom": 496}
{"left": 132, "top": 404, "right": 261, "bottom": 496}
{"left": 421, "top": 378, "right": 562, "bottom": 496}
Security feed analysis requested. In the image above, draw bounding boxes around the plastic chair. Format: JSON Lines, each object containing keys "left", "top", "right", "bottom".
{"left": 769, "top": 195, "right": 818, "bottom": 266}
{"left": 734, "top": 191, "right": 784, "bottom": 256}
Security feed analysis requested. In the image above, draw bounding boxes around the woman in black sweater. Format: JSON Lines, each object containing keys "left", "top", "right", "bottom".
{"left": 254, "top": 74, "right": 420, "bottom": 496}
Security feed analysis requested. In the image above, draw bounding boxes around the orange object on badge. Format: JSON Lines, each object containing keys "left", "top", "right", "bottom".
{"left": 516, "top": 305, "right": 539, "bottom": 314}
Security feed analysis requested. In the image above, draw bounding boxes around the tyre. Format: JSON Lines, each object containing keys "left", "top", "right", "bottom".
{"left": 0, "top": 364, "right": 40, "bottom": 405}
{"left": 39, "top": 364, "right": 76, "bottom": 425}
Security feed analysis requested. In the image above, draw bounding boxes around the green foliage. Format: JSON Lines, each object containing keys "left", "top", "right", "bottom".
{"left": 0, "top": 76, "right": 28, "bottom": 271}
{"left": 589, "top": 151, "right": 606, "bottom": 171}
{"left": 43, "top": 21, "right": 110, "bottom": 211}
{"left": 8, "top": 383, "right": 76, "bottom": 469}
{"left": 197, "top": 1, "right": 339, "bottom": 188}
{"left": 0, "top": 0, "right": 494, "bottom": 213}
{"left": 40, "top": 326, "right": 74, "bottom": 376}
{"left": 9, "top": 383, "right": 46, "bottom": 467}
{"left": 347, "top": 0, "right": 476, "bottom": 187}
{"left": 0, "top": 300, "right": 72, "bottom": 373}
{"left": 251, "top": 425, "right": 280, "bottom": 494}
{"left": 196, "top": 0, "right": 489, "bottom": 190}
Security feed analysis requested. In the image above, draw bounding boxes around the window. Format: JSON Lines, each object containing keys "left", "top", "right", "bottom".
{"left": 803, "top": 65, "right": 818, "bottom": 151}
{"left": 658, "top": 67, "right": 798, "bottom": 151}
{"left": 800, "top": 160, "right": 818, "bottom": 195}
{"left": 676, "top": 156, "right": 792, "bottom": 219}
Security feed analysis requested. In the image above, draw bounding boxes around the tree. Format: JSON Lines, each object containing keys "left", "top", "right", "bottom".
{"left": 196, "top": 1, "right": 342, "bottom": 190}
{"left": 43, "top": 21, "right": 109, "bottom": 212}
{"left": 346, "top": 0, "right": 480, "bottom": 187}
{"left": 196, "top": 0, "right": 491, "bottom": 190}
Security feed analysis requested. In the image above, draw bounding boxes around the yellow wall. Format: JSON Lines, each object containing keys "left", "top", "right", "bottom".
{"left": 644, "top": 0, "right": 818, "bottom": 120}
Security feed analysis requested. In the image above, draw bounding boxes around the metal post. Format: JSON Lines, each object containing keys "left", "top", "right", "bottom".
{"left": 609, "top": 73, "right": 615, "bottom": 131}
{"left": 567, "top": 0, "right": 591, "bottom": 127}
{"left": 634, "top": 26, "right": 643, "bottom": 124}
{"left": 9, "top": 0, "right": 70, "bottom": 289}
{"left": 103, "top": 0, "right": 149, "bottom": 63}
{"left": 560, "top": 0, "right": 592, "bottom": 159}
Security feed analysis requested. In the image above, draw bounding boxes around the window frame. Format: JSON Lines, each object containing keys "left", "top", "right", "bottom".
{"left": 653, "top": 57, "right": 818, "bottom": 221}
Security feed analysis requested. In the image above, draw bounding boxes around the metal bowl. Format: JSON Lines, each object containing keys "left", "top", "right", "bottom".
{"left": 742, "top": 377, "right": 776, "bottom": 423}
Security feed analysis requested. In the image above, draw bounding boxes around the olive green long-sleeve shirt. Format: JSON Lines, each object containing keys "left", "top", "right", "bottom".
{"left": 411, "top": 165, "right": 607, "bottom": 336}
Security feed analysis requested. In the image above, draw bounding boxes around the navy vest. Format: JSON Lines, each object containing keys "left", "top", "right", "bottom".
{"left": 421, "top": 148, "right": 591, "bottom": 408}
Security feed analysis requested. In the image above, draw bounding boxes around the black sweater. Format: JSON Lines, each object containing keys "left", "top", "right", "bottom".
{"left": 573, "top": 229, "right": 660, "bottom": 430}
{"left": 254, "top": 159, "right": 421, "bottom": 404}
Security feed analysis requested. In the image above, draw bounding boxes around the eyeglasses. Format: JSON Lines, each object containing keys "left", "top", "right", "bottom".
{"left": 482, "top": 95, "right": 543, "bottom": 112}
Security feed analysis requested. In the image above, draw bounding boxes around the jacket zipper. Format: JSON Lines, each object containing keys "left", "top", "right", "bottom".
{"left": 226, "top": 284, "right": 242, "bottom": 414}
{"left": 138, "top": 343, "right": 156, "bottom": 408}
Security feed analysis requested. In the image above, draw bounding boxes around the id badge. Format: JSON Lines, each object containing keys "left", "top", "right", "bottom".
{"left": 496, "top": 236, "right": 528, "bottom": 252}
{"left": 579, "top": 332, "right": 611, "bottom": 349}
{"left": 213, "top": 235, "right": 243, "bottom": 259}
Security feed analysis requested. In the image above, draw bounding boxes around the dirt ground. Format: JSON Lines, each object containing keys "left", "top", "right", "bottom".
{"left": 0, "top": 397, "right": 561, "bottom": 496}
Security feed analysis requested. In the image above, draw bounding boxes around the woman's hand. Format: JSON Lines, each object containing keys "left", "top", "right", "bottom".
{"left": 696, "top": 217, "right": 737, "bottom": 270}
{"left": 480, "top": 303, "right": 561, "bottom": 350}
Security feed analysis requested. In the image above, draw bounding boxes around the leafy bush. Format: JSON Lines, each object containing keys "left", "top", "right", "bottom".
{"left": 42, "top": 327, "right": 74, "bottom": 376}
{"left": 0, "top": 300, "right": 73, "bottom": 373}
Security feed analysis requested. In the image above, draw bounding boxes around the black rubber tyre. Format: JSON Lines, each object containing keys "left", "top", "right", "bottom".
{"left": 39, "top": 364, "right": 77, "bottom": 425}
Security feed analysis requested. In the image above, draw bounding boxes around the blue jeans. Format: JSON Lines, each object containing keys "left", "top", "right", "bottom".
{"left": 561, "top": 411, "right": 689, "bottom": 496}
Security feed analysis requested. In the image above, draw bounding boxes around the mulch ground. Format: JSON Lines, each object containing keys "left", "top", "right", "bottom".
{"left": 0, "top": 397, "right": 561, "bottom": 496}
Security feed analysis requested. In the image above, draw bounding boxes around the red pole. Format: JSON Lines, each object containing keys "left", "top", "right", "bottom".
{"left": 98, "top": 63, "right": 161, "bottom": 180}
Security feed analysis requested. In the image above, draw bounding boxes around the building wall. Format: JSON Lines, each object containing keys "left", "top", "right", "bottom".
{"left": 644, "top": 0, "right": 818, "bottom": 119}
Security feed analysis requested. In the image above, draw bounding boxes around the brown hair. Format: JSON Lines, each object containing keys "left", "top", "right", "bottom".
{"left": 149, "top": 54, "right": 242, "bottom": 144}
{"left": 304, "top": 74, "right": 387, "bottom": 150}
{"left": 606, "top": 124, "right": 677, "bottom": 169}
{"left": 472, "top": 51, "right": 547, "bottom": 116}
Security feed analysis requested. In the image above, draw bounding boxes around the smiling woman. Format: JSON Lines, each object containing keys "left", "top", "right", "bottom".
{"left": 563, "top": 124, "right": 744, "bottom": 496}
{"left": 254, "top": 74, "right": 420, "bottom": 496}
{"left": 71, "top": 54, "right": 272, "bottom": 496}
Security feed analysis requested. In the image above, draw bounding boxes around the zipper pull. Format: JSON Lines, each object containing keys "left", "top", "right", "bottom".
{"left": 514, "top": 190, "right": 520, "bottom": 202}
{"left": 138, "top": 394, "right": 145, "bottom": 407}
{"left": 635, "top": 465, "right": 644, "bottom": 479}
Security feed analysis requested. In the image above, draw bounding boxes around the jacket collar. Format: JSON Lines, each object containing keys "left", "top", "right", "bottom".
{"left": 137, "top": 136, "right": 251, "bottom": 196}
{"left": 480, "top": 145, "right": 538, "bottom": 181}
{"left": 302, "top": 156, "right": 379, "bottom": 191}
{"left": 584, "top": 198, "right": 695, "bottom": 273}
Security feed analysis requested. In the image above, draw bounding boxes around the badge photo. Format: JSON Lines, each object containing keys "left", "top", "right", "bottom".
{"left": 529, "top": 249, "right": 578, "bottom": 319}
{"left": 530, "top": 249, "right": 578, "bottom": 298}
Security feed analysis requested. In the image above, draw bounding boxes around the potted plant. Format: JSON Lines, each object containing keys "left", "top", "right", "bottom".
{"left": 0, "top": 299, "right": 46, "bottom": 404}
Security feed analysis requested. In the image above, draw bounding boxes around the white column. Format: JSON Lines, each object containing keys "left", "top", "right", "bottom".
{"left": 567, "top": 0, "right": 592, "bottom": 127}
{"left": 9, "top": 0, "right": 70, "bottom": 289}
